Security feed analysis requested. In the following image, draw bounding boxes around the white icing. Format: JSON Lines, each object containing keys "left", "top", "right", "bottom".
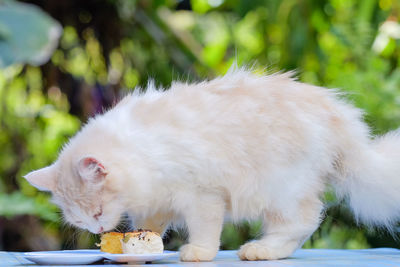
{"left": 121, "top": 232, "right": 163, "bottom": 254}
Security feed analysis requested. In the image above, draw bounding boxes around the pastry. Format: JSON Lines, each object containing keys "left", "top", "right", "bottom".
{"left": 120, "top": 230, "right": 163, "bottom": 254}
{"left": 98, "top": 230, "right": 163, "bottom": 254}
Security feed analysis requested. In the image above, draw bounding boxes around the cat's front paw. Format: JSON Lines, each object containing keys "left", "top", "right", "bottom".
{"left": 180, "top": 244, "right": 217, "bottom": 262}
{"left": 238, "top": 241, "right": 295, "bottom": 260}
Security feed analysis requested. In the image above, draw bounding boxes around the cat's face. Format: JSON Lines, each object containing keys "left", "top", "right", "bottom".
{"left": 24, "top": 156, "right": 125, "bottom": 233}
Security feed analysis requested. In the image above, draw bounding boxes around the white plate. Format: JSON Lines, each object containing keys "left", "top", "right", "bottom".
{"left": 23, "top": 249, "right": 179, "bottom": 265}
{"left": 24, "top": 249, "right": 105, "bottom": 265}
{"left": 103, "top": 250, "right": 179, "bottom": 263}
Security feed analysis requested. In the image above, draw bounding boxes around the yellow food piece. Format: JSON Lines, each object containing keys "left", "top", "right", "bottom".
{"left": 98, "top": 232, "right": 124, "bottom": 254}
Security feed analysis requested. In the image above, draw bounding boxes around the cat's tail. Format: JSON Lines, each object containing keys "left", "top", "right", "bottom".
{"left": 334, "top": 130, "right": 400, "bottom": 232}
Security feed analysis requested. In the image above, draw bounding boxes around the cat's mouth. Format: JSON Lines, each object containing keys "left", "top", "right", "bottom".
{"left": 87, "top": 225, "right": 105, "bottom": 234}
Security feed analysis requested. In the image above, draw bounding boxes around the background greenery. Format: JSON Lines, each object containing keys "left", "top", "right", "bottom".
{"left": 0, "top": 0, "right": 399, "bottom": 251}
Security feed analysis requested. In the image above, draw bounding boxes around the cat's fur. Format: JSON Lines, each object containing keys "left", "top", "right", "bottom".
{"left": 25, "top": 68, "right": 400, "bottom": 261}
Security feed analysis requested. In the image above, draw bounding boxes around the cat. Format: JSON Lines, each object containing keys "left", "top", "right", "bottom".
{"left": 24, "top": 67, "right": 400, "bottom": 261}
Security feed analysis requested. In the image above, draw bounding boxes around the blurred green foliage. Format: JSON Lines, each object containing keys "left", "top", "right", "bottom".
{"left": 0, "top": 0, "right": 399, "bottom": 251}
{"left": 0, "top": 0, "right": 62, "bottom": 67}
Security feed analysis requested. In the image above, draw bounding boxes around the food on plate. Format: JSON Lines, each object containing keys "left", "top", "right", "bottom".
{"left": 98, "top": 230, "right": 163, "bottom": 254}
{"left": 120, "top": 230, "right": 163, "bottom": 254}
{"left": 98, "top": 232, "right": 124, "bottom": 254}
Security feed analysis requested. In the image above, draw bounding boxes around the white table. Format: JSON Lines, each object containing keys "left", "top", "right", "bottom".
{"left": 3, "top": 248, "right": 400, "bottom": 266}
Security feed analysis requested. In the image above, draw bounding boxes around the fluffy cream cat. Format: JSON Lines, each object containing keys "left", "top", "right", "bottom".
{"left": 25, "top": 68, "right": 400, "bottom": 261}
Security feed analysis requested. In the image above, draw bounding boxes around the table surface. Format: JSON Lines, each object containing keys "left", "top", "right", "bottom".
{"left": 2, "top": 248, "right": 400, "bottom": 267}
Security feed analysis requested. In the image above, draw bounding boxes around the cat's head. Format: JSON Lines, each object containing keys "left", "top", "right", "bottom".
{"left": 24, "top": 156, "right": 125, "bottom": 233}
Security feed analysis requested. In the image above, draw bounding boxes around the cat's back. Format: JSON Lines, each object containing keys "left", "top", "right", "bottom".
{"left": 90, "top": 69, "right": 363, "bottom": 199}
{"left": 105, "top": 70, "right": 354, "bottom": 163}
{"left": 115, "top": 69, "right": 346, "bottom": 133}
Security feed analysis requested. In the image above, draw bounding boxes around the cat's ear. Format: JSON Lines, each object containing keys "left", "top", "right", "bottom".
{"left": 77, "top": 157, "right": 107, "bottom": 184}
{"left": 24, "top": 165, "right": 57, "bottom": 191}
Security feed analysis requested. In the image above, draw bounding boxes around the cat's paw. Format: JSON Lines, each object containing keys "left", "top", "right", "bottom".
{"left": 238, "top": 241, "right": 295, "bottom": 260}
{"left": 180, "top": 244, "right": 217, "bottom": 262}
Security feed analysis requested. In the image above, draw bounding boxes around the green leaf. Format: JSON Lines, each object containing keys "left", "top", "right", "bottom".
{"left": 0, "top": 0, "right": 62, "bottom": 67}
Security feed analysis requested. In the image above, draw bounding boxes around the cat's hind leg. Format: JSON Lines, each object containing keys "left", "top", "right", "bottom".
{"left": 238, "top": 197, "right": 323, "bottom": 260}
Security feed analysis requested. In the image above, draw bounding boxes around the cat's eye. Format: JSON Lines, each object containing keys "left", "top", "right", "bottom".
{"left": 93, "top": 206, "right": 103, "bottom": 220}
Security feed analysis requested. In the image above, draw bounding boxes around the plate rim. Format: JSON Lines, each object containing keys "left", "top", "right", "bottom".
{"left": 24, "top": 250, "right": 105, "bottom": 257}
{"left": 103, "top": 250, "right": 178, "bottom": 257}
{"left": 23, "top": 251, "right": 105, "bottom": 265}
{"left": 102, "top": 250, "right": 179, "bottom": 262}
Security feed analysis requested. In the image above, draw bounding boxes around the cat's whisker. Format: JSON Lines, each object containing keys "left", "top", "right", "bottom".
{"left": 62, "top": 226, "right": 76, "bottom": 249}
{"left": 82, "top": 230, "right": 94, "bottom": 248}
